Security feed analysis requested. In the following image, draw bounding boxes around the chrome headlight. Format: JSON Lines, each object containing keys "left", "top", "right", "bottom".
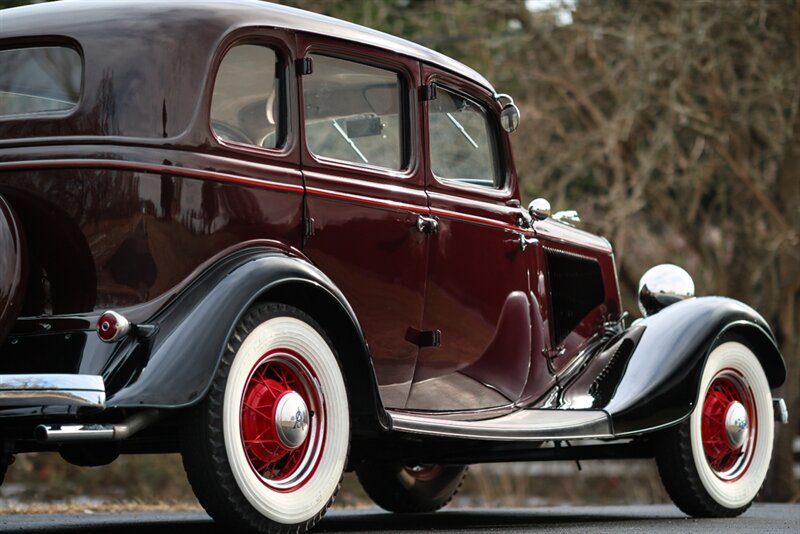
{"left": 638, "top": 264, "right": 695, "bottom": 317}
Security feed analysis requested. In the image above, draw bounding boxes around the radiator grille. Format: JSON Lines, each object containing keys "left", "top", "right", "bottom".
{"left": 545, "top": 248, "right": 605, "bottom": 344}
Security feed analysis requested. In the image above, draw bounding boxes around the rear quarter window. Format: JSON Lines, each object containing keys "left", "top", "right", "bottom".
{"left": 211, "top": 44, "right": 284, "bottom": 149}
{"left": 0, "top": 46, "right": 81, "bottom": 117}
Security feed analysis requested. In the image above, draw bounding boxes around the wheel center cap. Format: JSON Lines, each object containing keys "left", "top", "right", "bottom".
{"left": 724, "top": 401, "right": 748, "bottom": 449}
{"left": 274, "top": 391, "right": 310, "bottom": 449}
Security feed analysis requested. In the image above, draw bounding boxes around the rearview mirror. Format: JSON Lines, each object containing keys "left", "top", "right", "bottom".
{"left": 346, "top": 116, "right": 384, "bottom": 138}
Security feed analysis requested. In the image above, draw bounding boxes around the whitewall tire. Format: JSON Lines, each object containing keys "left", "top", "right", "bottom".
{"left": 181, "top": 303, "right": 350, "bottom": 533}
{"left": 655, "top": 341, "right": 773, "bottom": 517}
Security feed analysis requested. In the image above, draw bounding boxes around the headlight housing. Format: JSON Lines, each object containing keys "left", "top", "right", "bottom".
{"left": 638, "top": 264, "right": 695, "bottom": 317}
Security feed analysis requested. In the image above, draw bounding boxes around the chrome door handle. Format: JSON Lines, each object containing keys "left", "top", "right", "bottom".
{"left": 416, "top": 215, "right": 439, "bottom": 234}
{"left": 519, "top": 234, "right": 537, "bottom": 251}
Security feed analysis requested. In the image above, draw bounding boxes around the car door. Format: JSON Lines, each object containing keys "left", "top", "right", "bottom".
{"left": 406, "top": 68, "right": 553, "bottom": 412}
{"left": 297, "top": 36, "right": 429, "bottom": 409}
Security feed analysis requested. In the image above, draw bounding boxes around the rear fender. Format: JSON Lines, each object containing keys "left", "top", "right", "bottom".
{"left": 602, "top": 297, "right": 785, "bottom": 435}
{"left": 105, "top": 247, "right": 387, "bottom": 432}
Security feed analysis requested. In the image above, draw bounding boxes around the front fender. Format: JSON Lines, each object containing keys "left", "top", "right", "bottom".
{"left": 105, "top": 248, "right": 376, "bottom": 414}
{"left": 602, "top": 296, "right": 785, "bottom": 435}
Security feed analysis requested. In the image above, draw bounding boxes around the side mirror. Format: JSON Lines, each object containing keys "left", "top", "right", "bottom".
{"left": 500, "top": 103, "right": 520, "bottom": 133}
{"left": 528, "top": 198, "right": 551, "bottom": 220}
{"left": 496, "top": 93, "right": 520, "bottom": 133}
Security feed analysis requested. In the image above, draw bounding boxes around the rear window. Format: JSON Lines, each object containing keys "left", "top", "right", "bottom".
{"left": 0, "top": 46, "right": 82, "bottom": 117}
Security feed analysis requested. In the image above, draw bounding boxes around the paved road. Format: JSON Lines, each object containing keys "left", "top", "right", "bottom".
{"left": 0, "top": 505, "right": 797, "bottom": 533}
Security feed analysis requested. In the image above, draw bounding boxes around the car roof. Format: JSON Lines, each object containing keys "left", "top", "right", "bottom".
{"left": 2, "top": 0, "right": 495, "bottom": 93}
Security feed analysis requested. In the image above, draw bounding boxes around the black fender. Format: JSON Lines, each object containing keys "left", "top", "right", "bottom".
{"left": 596, "top": 296, "right": 785, "bottom": 436}
{"left": 105, "top": 246, "right": 387, "bottom": 432}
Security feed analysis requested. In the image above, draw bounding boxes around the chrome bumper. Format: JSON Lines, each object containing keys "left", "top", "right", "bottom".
{"left": 0, "top": 374, "right": 105, "bottom": 408}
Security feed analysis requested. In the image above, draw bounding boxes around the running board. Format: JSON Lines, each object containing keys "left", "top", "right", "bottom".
{"left": 387, "top": 408, "right": 612, "bottom": 441}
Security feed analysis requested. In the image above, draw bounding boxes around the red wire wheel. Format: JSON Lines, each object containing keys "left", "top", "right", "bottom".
{"left": 240, "top": 353, "right": 323, "bottom": 491}
{"left": 700, "top": 371, "right": 756, "bottom": 481}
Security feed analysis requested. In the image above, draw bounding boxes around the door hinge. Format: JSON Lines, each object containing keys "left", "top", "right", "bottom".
{"left": 296, "top": 57, "right": 313, "bottom": 76}
{"left": 420, "top": 84, "right": 438, "bottom": 102}
{"left": 303, "top": 217, "right": 315, "bottom": 238}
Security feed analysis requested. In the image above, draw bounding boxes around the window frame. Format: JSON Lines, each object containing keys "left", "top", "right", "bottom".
{"left": 426, "top": 83, "right": 505, "bottom": 191}
{"left": 299, "top": 45, "right": 416, "bottom": 178}
{"left": 422, "top": 71, "right": 515, "bottom": 202}
{"left": 207, "top": 31, "right": 294, "bottom": 159}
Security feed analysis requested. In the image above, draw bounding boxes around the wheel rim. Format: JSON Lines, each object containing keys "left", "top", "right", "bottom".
{"left": 700, "top": 369, "right": 757, "bottom": 481}
{"left": 240, "top": 350, "right": 324, "bottom": 492}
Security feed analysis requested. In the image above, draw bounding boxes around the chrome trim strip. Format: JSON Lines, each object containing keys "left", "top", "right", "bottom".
{"left": 0, "top": 374, "right": 105, "bottom": 408}
{"left": 388, "top": 408, "right": 612, "bottom": 441}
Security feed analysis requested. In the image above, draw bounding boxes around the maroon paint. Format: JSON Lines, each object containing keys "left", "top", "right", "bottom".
{"left": 0, "top": 163, "right": 302, "bottom": 315}
{"left": 406, "top": 66, "right": 541, "bottom": 411}
{"left": 296, "top": 34, "right": 428, "bottom": 410}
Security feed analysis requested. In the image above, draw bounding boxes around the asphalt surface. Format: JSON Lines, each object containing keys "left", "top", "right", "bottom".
{"left": 0, "top": 505, "right": 798, "bottom": 533}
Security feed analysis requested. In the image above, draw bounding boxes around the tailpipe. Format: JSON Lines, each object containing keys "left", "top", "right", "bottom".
{"left": 34, "top": 409, "right": 161, "bottom": 443}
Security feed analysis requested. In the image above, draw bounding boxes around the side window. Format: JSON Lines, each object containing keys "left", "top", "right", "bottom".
{"left": 211, "top": 44, "right": 282, "bottom": 149}
{"left": 303, "top": 55, "right": 404, "bottom": 170}
{"left": 0, "top": 46, "right": 81, "bottom": 117}
{"left": 428, "top": 85, "right": 501, "bottom": 188}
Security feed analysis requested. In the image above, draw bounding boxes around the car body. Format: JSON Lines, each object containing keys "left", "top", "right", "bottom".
{"left": 0, "top": 1, "right": 788, "bottom": 532}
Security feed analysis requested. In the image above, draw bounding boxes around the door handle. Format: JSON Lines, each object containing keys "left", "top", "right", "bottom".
{"left": 519, "top": 234, "right": 537, "bottom": 251}
{"left": 416, "top": 215, "right": 439, "bottom": 234}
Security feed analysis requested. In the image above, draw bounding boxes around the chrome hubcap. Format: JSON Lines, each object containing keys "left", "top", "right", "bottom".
{"left": 274, "top": 391, "right": 309, "bottom": 449}
{"left": 724, "top": 401, "right": 749, "bottom": 449}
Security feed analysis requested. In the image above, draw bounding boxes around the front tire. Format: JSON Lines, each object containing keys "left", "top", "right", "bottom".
{"left": 181, "top": 303, "right": 350, "bottom": 533}
{"left": 655, "top": 341, "right": 774, "bottom": 517}
{"left": 356, "top": 462, "right": 468, "bottom": 513}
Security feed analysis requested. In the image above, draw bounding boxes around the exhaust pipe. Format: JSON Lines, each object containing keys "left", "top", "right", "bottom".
{"left": 35, "top": 409, "right": 161, "bottom": 443}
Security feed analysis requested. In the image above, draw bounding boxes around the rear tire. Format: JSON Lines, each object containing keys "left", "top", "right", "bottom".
{"left": 181, "top": 303, "right": 349, "bottom": 533}
{"left": 655, "top": 341, "right": 773, "bottom": 517}
{"left": 356, "top": 462, "right": 468, "bottom": 513}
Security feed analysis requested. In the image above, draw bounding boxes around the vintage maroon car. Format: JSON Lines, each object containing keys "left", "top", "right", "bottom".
{"left": 0, "top": 1, "right": 788, "bottom": 532}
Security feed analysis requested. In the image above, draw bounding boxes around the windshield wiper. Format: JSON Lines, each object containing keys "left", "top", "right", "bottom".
{"left": 331, "top": 119, "right": 368, "bottom": 163}
{"left": 446, "top": 112, "right": 479, "bottom": 149}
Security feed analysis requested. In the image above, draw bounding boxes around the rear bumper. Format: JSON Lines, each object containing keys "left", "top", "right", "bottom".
{"left": 0, "top": 374, "right": 105, "bottom": 409}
